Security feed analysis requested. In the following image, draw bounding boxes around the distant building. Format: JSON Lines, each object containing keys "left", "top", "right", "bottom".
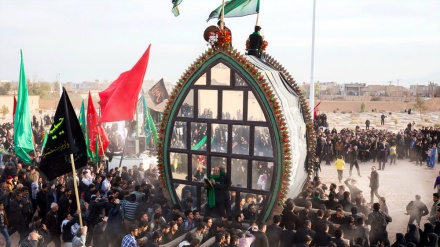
{"left": 66, "top": 80, "right": 112, "bottom": 92}
{"left": 409, "top": 85, "right": 429, "bottom": 97}
{"left": 344, "top": 83, "right": 366, "bottom": 96}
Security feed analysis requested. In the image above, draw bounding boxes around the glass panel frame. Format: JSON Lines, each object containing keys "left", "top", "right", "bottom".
{"left": 254, "top": 126, "right": 273, "bottom": 157}
{"left": 232, "top": 125, "right": 250, "bottom": 155}
{"left": 198, "top": 90, "right": 218, "bottom": 119}
{"left": 247, "top": 91, "right": 266, "bottom": 122}
{"left": 211, "top": 123, "right": 228, "bottom": 153}
{"left": 191, "top": 122, "right": 208, "bottom": 151}
{"left": 179, "top": 89, "right": 194, "bottom": 118}
{"left": 231, "top": 158, "right": 248, "bottom": 188}
{"left": 171, "top": 121, "right": 187, "bottom": 149}
{"left": 170, "top": 152, "right": 188, "bottom": 180}
{"left": 222, "top": 91, "right": 244, "bottom": 120}
{"left": 211, "top": 62, "right": 231, "bottom": 86}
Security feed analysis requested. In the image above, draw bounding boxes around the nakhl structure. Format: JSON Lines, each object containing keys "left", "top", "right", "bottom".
{"left": 156, "top": 45, "right": 316, "bottom": 221}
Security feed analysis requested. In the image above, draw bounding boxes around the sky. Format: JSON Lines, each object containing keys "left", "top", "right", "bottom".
{"left": 0, "top": 0, "right": 439, "bottom": 88}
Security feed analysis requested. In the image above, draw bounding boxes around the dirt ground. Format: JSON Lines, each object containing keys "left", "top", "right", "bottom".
{"left": 318, "top": 157, "right": 438, "bottom": 242}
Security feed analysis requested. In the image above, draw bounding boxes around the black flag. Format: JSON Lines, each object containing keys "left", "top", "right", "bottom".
{"left": 148, "top": 78, "right": 169, "bottom": 105}
{"left": 39, "top": 88, "right": 87, "bottom": 181}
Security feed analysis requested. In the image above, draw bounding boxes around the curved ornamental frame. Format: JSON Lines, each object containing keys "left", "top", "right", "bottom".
{"left": 157, "top": 47, "right": 316, "bottom": 221}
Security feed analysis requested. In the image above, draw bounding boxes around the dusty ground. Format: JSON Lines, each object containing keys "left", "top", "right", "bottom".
{"left": 318, "top": 155, "right": 438, "bottom": 242}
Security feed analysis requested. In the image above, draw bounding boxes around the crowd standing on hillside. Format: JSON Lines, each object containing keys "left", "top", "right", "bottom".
{"left": 0, "top": 115, "right": 440, "bottom": 247}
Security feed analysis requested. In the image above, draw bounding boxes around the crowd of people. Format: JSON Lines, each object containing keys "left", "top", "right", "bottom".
{"left": 0, "top": 112, "right": 439, "bottom": 247}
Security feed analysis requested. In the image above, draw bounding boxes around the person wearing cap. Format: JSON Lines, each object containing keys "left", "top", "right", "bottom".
{"left": 247, "top": 26, "right": 264, "bottom": 58}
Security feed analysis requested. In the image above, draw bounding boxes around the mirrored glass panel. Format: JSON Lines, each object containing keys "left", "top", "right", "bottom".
{"left": 254, "top": 126, "right": 273, "bottom": 157}
{"left": 191, "top": 122, "right": 208, "bottom": 151}
{"left": 231, "top": 158, "right": 247, "bottom": 188}
{"left": 232, "top": 125, "right": 250, "bottom": 155}
{"left": 210, "top": 156, "right": 227, "bottom": 174}
{"left": 170, "top": 152, "right": 188, "bottom": 180}
{"left": 254, "top": 194, "right": 268, "bottom": 214}
{"left": 178, "top": 89, "right": 194, "bottom": 118}
{"left": 242, "top": 192, "right": 259, "bottom": 221}
{"left": 192, "top": 154, "right": 207, "bottom": 182}
{"left": 211, "top": 62, "right": 230, "bottom": 86}
{"left": 251, "top": 161, "right": 273, "bottom": 191}
{"left": 232, "top": 192, "right": 246, "bottom": 214}
{"left": 234, "top": 73, "right": 247, "bottom": 87}
{"left": 170, "top": 121, "right": 187, "bottom": 149}
{"left": 198, "top": 90, "right": 218, "bottom": 119}
{"left": 175, "top": 183, "right": 197, "bottom": 211}
{"left": 195, "top": 73, "right": 206, "bottom": 85}
{"left": 222, "top": 91, "right": 243, "bottom": 120}
{"left": 211, "top": 124, "right": 228, "bottom": 153}
{"left": 247, "top": 91, "right": 266, "bottom": 121}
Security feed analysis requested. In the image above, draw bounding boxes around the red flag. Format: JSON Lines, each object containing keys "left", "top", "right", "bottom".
{"left": 99, "top": 45, "right": 151, "bottom": 122}
{"left": 87, "top": 92, "right": 109, "bottom": 156}
{"left": 13, "top": 96, "right": 17, "bottom": 124}
{"left": 313, "top": 101, "right": 321, "bottom": 119}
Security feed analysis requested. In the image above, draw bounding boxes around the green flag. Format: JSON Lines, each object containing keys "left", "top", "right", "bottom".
{"left": 142, "top": 92, "right": 158, "bottom": 147}
{"left": 41, "top": 129, "right": 48, "bottom": 149}
{"left": 207, "top": 0, "right": 260, "bottom": 22}
{"left": 78, "top": 100, "right": 96, "bottom": 161}
{"left": 191, "top": 136, "right": 207, "bottom": 150}
{"left": 172, "top": 0, "right": 183, "bottom": 16}
{"left": 14, "top": 50, "right": 34, "bottom": 164}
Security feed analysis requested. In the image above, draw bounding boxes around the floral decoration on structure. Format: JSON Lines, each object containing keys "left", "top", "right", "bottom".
{"left": 208, "top": 29, "right": 232, "bottom": 49}
{"left": 245, "top": 39, "right": 269, "bottom": 52}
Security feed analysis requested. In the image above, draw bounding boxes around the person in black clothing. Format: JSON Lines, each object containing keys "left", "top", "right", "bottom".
{"left": 294, "top": 220, "right": 316, "bottom": 245}
{"left": 314, "top": 223, "right": 332, "bottom": 247}
{"left": 331, "top": 229, "right": 349, "bottom": 247}
{"left": 266, "top": 215, "right": 283, "bottom": 247}
{"left": 252, "top": 222, "right": 269, "bottom": 247}
{"left": 366, "top": 203, "right": 392, "bottom": 245}
{"left": 247, "top": 26, "right": 264, "bottom": 58}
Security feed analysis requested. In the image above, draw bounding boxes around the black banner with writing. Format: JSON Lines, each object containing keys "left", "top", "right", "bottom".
{"left": 39, "top": 88, "right": 87, "bottom": 181}
{"left": 148, "top": 78, "right": 169, "bottom": 105}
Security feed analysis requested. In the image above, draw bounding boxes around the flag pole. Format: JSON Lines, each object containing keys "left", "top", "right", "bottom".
{"left": 69, "top": 153, "right": 83, "bottom": 227}
{"left": 220, "top": 0, "right": 225, "bottom": 29}
{"left": 255, "top": 13, "right": 260, "bottom": 26}
{"left": 118, "top": 131, "right": 129, "bottom": 169}
{"left": 309, "top": 0, "right": 316, "bottom": 121}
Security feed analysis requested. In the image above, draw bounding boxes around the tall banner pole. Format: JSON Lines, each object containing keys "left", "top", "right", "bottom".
{"left": 309, "top": 0, "right": 316, "bottom": 120}
{"left": 118, "top": 131, "right": 129, "bottom": 169}
{"left": 255, "top": 13, "right": 260, "bottom": 26}
{"left": 69, "top": 153, "right": 83, "bottom": 227}
{"left": 220, "top": 0, "right": 225, "bottom": 29}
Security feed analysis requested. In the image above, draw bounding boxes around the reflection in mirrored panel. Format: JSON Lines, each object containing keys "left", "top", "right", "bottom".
{"left": 231, "top": 159, "right": 247, "bottom": 188}
{"left": 192, "top": 154, "right": 207, "bottom": 182}
{"left": 211, "top": 62, "right": 230, "bottom": 86}
{"left": 195, "top": 73, "right": 207, "bottom": 85}
{"left": 232, "top": 125, "right": 250, "bottom": 155}
{"left": 211, "top": 124, "right": 228, "bottom": 153}
{"left": 222, "top": 91, "right": 243, "bottom": 120}
{"left": 174, "top": 183, "right": 197, "bottom": 211}
{"left": 171, "top": 121, "right": 187, "bottom": 149}
{"left": 251, "top": 161, "right": 273, "bottom": 191}
{"left": 178, "top": 89, "right": 194, "bottom": 118}
{"left": 191, "top": 122, "right": 208, "bottom": 151}
{"left": 234, "top": 73, "right": 247, "bottom": 87}
{"left": 255, "top": 194, "right": 267, "bottom": 215}
{"left": 232, "top": 192, "right": 246, "bottom": 214}
{"left": 254, "top": 127, "right": 273, "bottom": 157}
{"left": 170, "top": 152, "right": 188, "bottom": 180}
{"left": 198, "top": 90, "right": 218, "bottom": 119}
{"left": 247, "top": 91, "right": 266, "bottom": 121}
{"left": 210, "top": 156, "right": 227, "bottom": 174}
{"left": 242, "top": 192, "right": 259, "bottom": 221}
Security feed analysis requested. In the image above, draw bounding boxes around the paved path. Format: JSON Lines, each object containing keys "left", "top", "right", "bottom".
{"left": 318, "top": 157, "right": 438, "bottom": 242}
